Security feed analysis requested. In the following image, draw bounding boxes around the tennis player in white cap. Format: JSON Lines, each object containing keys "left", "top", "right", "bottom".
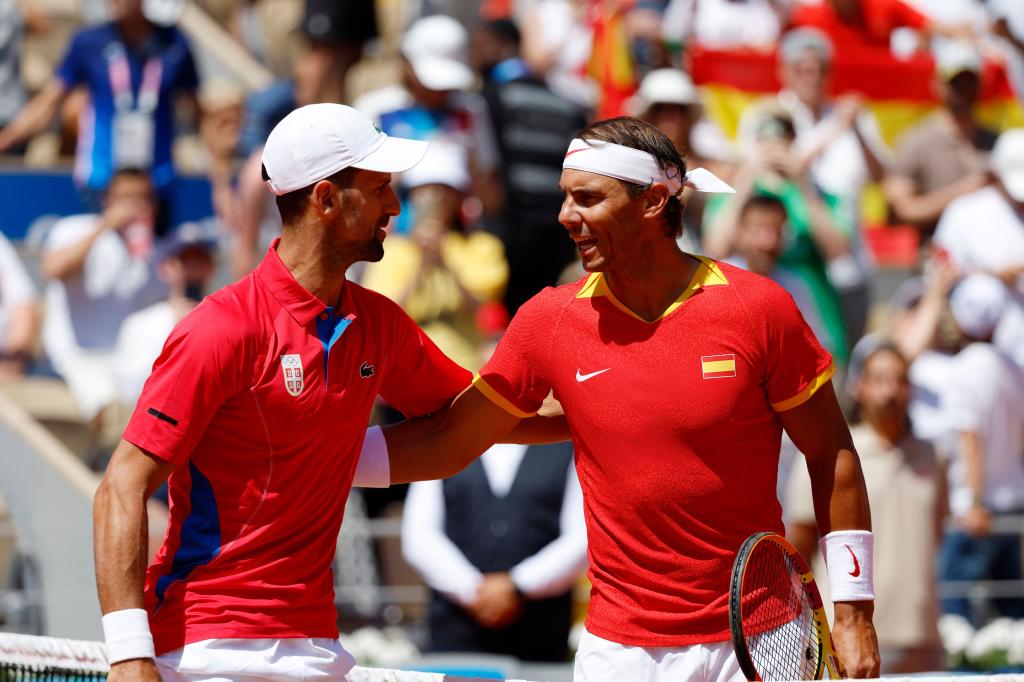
{"left": 93, "top": 103, "right": 478, "bottom": 681}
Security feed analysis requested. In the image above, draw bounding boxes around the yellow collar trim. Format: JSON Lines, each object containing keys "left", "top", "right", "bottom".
{"left": 576, "top": 256, "right": 729, "bottom": 322}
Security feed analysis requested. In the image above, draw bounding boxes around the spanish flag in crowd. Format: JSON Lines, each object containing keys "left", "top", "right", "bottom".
{"left": 690, "top": 47, "right": 1024, "bottom": 147}
{"left": 587, "top": 0, "right": 637, "bottom": 120}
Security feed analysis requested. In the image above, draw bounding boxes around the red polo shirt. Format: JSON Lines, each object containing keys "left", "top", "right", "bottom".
{"left": 123, "top": 239, "right": 471, "bottom": 655}
{"left": 475, "top": 258, "right": 833, "bottom": 646}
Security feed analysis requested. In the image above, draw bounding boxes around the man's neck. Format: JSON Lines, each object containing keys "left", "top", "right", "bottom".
{"left": 865, "top": 414, "right": 905, "bottom": 447}
{"left": 604, "top": 245, "right": 700, "bottom": 322}
{"left": 276, "top": 231, "right": 351, "bottom": 308}
{"left": 118, "top": 15, "right": 153, "bottom": 48}
{"left": 941, "top": 108, "right": 977, "bottom": 140}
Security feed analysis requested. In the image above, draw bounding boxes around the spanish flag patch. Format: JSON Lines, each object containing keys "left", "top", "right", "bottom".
{"left": 701, "top": 354, "right": 736, "bottom": 379}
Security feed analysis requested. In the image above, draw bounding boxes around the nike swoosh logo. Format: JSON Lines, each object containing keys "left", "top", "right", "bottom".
{"left": 576, "top": 368, "right": 611, "bottom": 382}
{"left": 845, "top": 545, "right": 861, "bottom": 577}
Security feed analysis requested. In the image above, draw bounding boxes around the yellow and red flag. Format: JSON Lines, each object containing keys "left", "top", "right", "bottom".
{"left": 587, "top": 0, "right": 637, "bottom": 120}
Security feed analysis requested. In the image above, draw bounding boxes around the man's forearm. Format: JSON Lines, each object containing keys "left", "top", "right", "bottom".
{"left": 93, "top": 478, "right": 150, "bottom": 613}
{"left": 807, "top": 447, "right": 871, "bottom": 536}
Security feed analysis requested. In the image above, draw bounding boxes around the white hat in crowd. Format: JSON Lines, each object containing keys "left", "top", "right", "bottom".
{"left": 992, "top": 128, "right": 1024, "bottom": 203}
{"left": 401, "top": 141, "right": 470, "bottom": 193}
{"left": 935, "top": 40, "right": 982, "bottom": 81}
{"left": 401, "top": 15, "right": 475, "bottom": 92}
{"left": 950, "top": 273, "right": 1009, "bottom": 340}
{"left": 629, "top": 68, "right": 702, "bottom": 116}
{"left": 261, "top": 103, "right": 428, "bottom": 196}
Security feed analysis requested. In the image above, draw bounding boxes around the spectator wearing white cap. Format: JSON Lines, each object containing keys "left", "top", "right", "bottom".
{"left": 739, "top": 27, "right": 890, "bottom": 349}
{"left": 114, "top": 221, "right": 218, "bottom": 411}
{"left": 933, "top": 127, "right": 1024, "bottom": 369}
{"left": 885, "top": 41, "right": 998, "bottom": 237}
{"left": 93, "top": 103, "right": 480, "bottom": 682}
{"left": 356, "top": 15, "right": 501, "bottom": 237}
{"left": 938, "top": 273, "right": 1024, "bottom": 625}
{"left": 361, "top": 142, "right": 509, "bottom": 370}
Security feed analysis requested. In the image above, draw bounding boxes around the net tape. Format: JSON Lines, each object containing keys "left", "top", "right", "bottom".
{"left": 5, "top": 634, "right": 1024, "bottom": 681}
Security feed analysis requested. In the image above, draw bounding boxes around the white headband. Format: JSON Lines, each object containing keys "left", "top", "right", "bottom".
{"left": 562, "top": 138, "right": 734, "bottom": 195}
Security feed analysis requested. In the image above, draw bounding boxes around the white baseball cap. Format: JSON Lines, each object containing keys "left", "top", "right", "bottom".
{"left": 992, "top": 128, "right": 1024, "bottom": 202}
{"left": 935, "top": 40, "right": 982, "bottom": 81}
{"left": 629, "top": 68, "right": 702, "bottom": 116}
{"left": 261, "top": 103, "right": 428, "bottom": 196}
{"left": 401, "top": 15, "right": 475, "bottom": 92}
{"left": 402, "top": 141, "right": 470, "bottom": 193}
{"left": 950, "top": 273, "right": 1009, "bottom": 339}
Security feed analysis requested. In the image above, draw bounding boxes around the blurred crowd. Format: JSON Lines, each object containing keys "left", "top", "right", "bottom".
{"left": 2, "top": 0, "right": 1024, "bottom": 673}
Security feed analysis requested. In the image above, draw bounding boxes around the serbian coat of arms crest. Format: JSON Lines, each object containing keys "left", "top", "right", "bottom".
{"left": 281, "top": 354, "right": 304, "bottom": 397}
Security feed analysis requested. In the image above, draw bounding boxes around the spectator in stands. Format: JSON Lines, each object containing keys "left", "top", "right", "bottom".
{"left": 473, "top": 18, "right": 585, "bottom": 315}
{"left": 660, "top": 0, "right": 790, "bottom": 52}
{"left": 520, "top": 0, "right": 593, "bottom": 109}
{"left": 0, "top": 232, "right": 38, "bottom": 377}
{"left": 0, "top": 0, "right": 200, "bottom": 207}
{"left": 992, "top": 2, "right": 1024, "bottom": 105}
{"left": 703, "top": 108, "right": 851, "bottom": 365}
{"left": 882, "top": 257, "right": 962, "bottom": 453}
{"left": 740, "top": 28, "right": 888, "bottom": 347}
{"left": 938, "top": 274, "right": 1024, "bottom": 625}
{"left": 40, "top": 168, "right": 165, "bottom": 438}
{"left": 932, "top": 127, "right": 1024, "bottom": 369}
{"left": 114, "top": 221, "right": 217, "bottom": 410}
{"left": 786, "top": 342, "right": 946, "bottom": 674}
{"left": 789, "top": 0, "right": 970, "bottom": 55}
{"left": 402, "top": 439, "right": 586, "bottom": 662}
{"left": 360, "top": 143, "right": 508, "bottom": 371}
{"left": 726, "top": 195, "right": 844, "bottom": 361}
{"left": 884, "top": 42, "right": 996, "bottom": 238}
{"left": 300, "top": 0, "right": 377, "bottom": 104}
{"left": 0, "top": 0, "right": 35, "bottom": 146}
{"left": 357, "top": 15, "right": 501, "bottom": 236}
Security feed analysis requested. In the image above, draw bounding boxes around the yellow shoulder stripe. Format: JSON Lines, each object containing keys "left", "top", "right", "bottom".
{"left": 771, "top": 363, "right": 836, "bottom": 412}
{"left": 472, "top": 374, "right": 537, "bottom": 419}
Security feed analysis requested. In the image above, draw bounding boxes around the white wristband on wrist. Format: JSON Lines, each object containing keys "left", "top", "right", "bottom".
{"left": 819, "top": 530, "right": 875, "bottom": 602}
{"left": 102, "top": 608, "right": 155, "bottom": 664}
{"left": 352, "top": 426, "right": 391, "bottom": 488}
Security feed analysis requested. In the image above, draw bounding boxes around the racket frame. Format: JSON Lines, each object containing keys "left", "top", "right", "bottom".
{"left": 729, "top": 531, "right": 847, "bottom": 681}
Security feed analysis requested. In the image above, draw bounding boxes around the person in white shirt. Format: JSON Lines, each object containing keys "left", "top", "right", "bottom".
{"left": 937, "top": 273, "right": 1024, "bottom": 624}
{"left": 933, "top": 128, "right": 1024, "bottom": 370}
{"left": 738, "top": 27, "right": 889, "bottom": 349}
{"left": 41, "top": 168, "right": 166, "bottom": 427}
{"left": 660, "top": 0, "right": 790, "bottom": 52}
{"left": 114, "top": 222, "right": 218, "bottom": 410}
{"left": 402, "top": 440, "right": 587, "bottom": 662}
{"left": 0, "top": 231, "right": 38, "bottom": 376}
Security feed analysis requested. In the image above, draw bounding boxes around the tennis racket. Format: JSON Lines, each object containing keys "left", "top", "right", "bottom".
{"left": 729, "top": 531, "right": 846, "bottom": 681}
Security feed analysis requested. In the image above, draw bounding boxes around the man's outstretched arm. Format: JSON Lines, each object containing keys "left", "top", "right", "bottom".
{"left": 386, "top": 384, "right": 568, "bottom": 484}
{"left": 93, "top": 440, "right": 174, "bottom": 682}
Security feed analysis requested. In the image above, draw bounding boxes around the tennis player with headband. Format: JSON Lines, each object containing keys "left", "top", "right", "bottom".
{"left": 365, "top": 117, "right": 881, "bottom": 680}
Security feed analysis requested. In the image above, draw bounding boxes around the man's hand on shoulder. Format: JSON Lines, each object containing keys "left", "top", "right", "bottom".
{"left": 108, "top": 658, "right": 162, "bottom": 681}
{"left": 831, "top": 601, "right": 880, "bottom": 678}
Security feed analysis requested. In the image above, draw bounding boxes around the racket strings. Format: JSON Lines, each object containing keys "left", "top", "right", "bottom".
{"left": 741, "top": 542, "right": 822, "bottom": 680}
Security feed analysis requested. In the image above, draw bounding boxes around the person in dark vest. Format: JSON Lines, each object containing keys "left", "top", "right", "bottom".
{"left": 401, "top": 440, "right": 586, "bottom": 661}
{"left": 473, "top": 18, "right": 589, "bottom": 314}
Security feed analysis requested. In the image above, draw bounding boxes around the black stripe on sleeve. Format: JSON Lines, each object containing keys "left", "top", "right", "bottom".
{"left": 147, "top": 407, "right": 179, "bottom": 427}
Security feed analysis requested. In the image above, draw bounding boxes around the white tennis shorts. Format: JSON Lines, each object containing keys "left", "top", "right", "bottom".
{"left": 574, "top": 628, "right": 746, "bottom": 682}
{"left": 155, "top": 637, "right": 356, "bottom": 681}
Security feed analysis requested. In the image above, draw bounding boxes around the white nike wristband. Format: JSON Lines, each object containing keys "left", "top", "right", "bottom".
{"left": 820, "top": 530, "right": 875, "bottom": 602}
{"left": 102, "top": 608, "right": 155, "bottom": 664}
{"left": 352, "top": 426, "right": 390, "bottom": 488}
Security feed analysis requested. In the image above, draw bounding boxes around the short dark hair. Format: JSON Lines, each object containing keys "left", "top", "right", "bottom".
{"left": 482, "top": 19, "right": 521, "bottom": 48}
{"left": 578, "top": 117, "right": 688, "bottom": 238}
{"left": 739, "top": 194, "right": 787, "bottom": 221}
{"left": 262, "top": 165, "right": 358, "bottom": 225}
{"left": 106, "top": 167, "right": 152, "bottom": 193}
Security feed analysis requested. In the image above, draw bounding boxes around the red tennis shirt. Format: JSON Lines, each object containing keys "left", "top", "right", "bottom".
{"left": 123, "top": 239, "right": 471, "bottom": 655}
{"left": 790, "top": 0, "right": 928, "bottom": 53}
{"left": 475, "top": 257, "right": 834, "bottom": 647}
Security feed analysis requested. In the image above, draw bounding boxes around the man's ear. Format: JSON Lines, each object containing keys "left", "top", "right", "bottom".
{"left": 643, "top": 183, "right": 671, "bottom": 220}
{"left": 312, "top": 179, "right": 337, "bottom": 215}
